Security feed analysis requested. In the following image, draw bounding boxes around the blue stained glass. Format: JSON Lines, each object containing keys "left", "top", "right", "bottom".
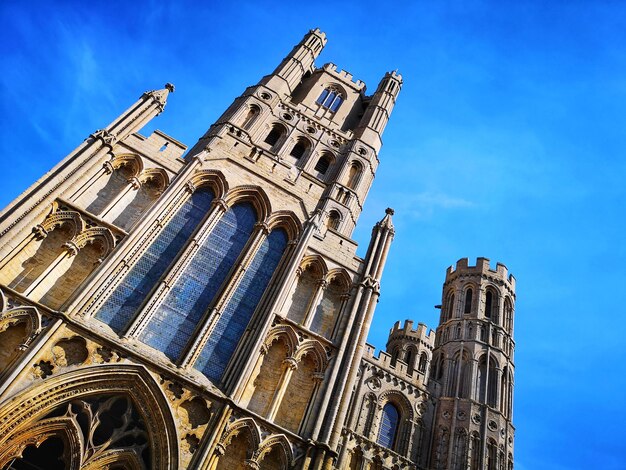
{"left": 316, "top": 88, "right": 329, "bottom": 105}
{"left": 95, "top": 190, "right": 214, "bottom": 332}
{"left": 195, "top": 228, "right": 288, "bottom": 382}
{"left": 377, "top": 403, "right": 399, "bottom": 449}
{"left": 139, "top": 203, "right": 257, "bottom": 361}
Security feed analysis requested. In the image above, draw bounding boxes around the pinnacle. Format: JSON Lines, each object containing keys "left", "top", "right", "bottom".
{"left": 379, "top": 207, "right": 395, "bottom": 230}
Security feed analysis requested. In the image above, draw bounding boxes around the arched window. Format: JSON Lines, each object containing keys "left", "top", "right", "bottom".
{"left": 345, "top": 161, "right": 362, "bottom": 189}
{"left": 95, "top": 189, "right": 215, "bottom": 332}
{"left": 485, "top": 290, "right": 493, "bottom": 318}
{"left": 418, "top": 352, "right": 428, "bottom": 374}
{"left": 264, "top": 124, "right": 285, "bottom": 150}
{"left": 326, "top": 210, "right": 340, "bottom": 231}
{"left": 464, "top": 288, "right": 473, "bottom": 314}
{"left": 314, "top": 153, "right": 333, "bottom": 176}
{"left": 289, "top": 138, "right": 310, "bottom": 161}
{"left": 405, "top": 348, "right": 415, "bottom": 373}
{"left": 195, "top": 228, "right": 288, "bottom": 381}
{"left": 377, "top": 403, "right": 400, "bottom": 449}
{"left": 316, "top": 87, "right": 343, "bottom": 112}
{"left": 241, "top": 104, "right": 260, "bottom": 130}
{"left": 444, "top": 293, "right": 455, "bottom": 321}
{"left": 139, "top": 203, "right": 257, "bottom": 361}
{"left": 504, "top": 297, "right": 513, "bottom": 334}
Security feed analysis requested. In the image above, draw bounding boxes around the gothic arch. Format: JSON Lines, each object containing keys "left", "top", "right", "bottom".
{"left": 299, "top": 255, "right": 328, "bottom": 277}
{"left": 0, "top": 416, "right": 83, "bottom": 470}
{"left": 71, "top": 226, "right": 116, "bottom": 256}
{"left": 378, "top": 390, "right": 414, "bottom": 422}
{"left": 39, "top": 207, "right": 85, "bottom": 239}
{"left": 0, "top": 364, "right": 179, "bottom": 470}
{"left": 224, "top": 185, "right": 272, "bottom": 222}
{"left": 253, "top": 434, "right": 294, "bottom": 467}
{"left": 219, "top": 417, "right": 261, "bottom": 453}
{"left": 189, "top": 169, "right": 228, "bottom": 200}
{"left": 325, "top": 268, "right": 351, "bottom": 291}
{"left": 264, "top": 324, "right": 299, "bottom": 357}
{"left": 110, "top": 153, "right": 144, "bottom": 177}
{"left": 139, "top": 167, "right": 170, "bottom": 192}
{"left": 293, "top": 339, "right": 329, "bottom": 372}
{"left": 0, "top": 305, "right": 42, "bottom": 344}
{"left": 266, "top": 210, "right": 302, "bottom": 242}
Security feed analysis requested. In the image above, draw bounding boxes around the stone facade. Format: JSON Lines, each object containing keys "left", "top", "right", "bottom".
{"left": 0, "top": 29, "right": 515, "bottom": 469}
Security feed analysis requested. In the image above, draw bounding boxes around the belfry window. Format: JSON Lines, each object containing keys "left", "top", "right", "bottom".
{"left": 377, "top": 403, "right": 400, "bottom": 449}
{"left": 314, "top": 153, "right": 333, "bottom": 176}
{"left": 316, "top": 87, "right": 343, "bottom": 112}
{"left": 464, "top": 289, "right": 473, "bottom": 314}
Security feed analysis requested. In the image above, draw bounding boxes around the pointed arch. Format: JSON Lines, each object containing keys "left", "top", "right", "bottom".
{"left": 71, "top": 226, "right": 116, "bottom": 255}
{"left": 266, "top": 210, "right": 302, "bottom": 242}
{"left": 39, "top": 209, "right": 85, "bottom": 239}
{"left": 0, "top": 416, "right": 83, "bottom": 470}
{"left": 299, "top": 255, "right": 328, "bottom": 277}
{"left": 293, "top": 339, "right": 329, "bottom": 372}
{"left": 139, "top": 167, "right": 170, "bottom": 192}
{"left": 0, "top": 364, "right": 179, "bottom": 470}
{"left": 254, "top": 434, "right": 294, "bottom": 467}
{"left": 111, "top": 153, "right": 144, "bottom": 177}
{"left": 264, "top": 324, "right": 299, "bottom": 357}
{"left": 224, "top": 185, "right": 271, "bottom": 222}
{"left": 325, "top": 268, "right": 351, "bottom": 290}
{"left": 219, "top": 417, "right": 261, "bottom": 453}
{"left": 0, "top": 305, "right": 42, "bottom": 343}
{"left": 189, "top": 169, "right": 229, "bottom": 200}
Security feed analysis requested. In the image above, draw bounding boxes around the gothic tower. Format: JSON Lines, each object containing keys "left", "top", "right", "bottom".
{"left": 0, "top": 29, "right": 408, "bottom": 470}
{"left": 0, "top": 29, "right": 516, "bottom": 470}
{"left": 428, "top": 258, "right": 516, "bottom": 470}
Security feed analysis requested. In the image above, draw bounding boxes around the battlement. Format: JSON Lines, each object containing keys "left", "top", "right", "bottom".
{"left": 384, "top": 70, "right": 403, "bottom": 83}
{"left": 446, "top": 257, "right": 516, "bottom": 288}
{"left": 321, "top": 63, "right": 366, "bottom": 91}
{"left": 363, "top": 343, "right": 428, "bottom": 384}
{"left": 389, "top": 319, "right": 436, "bottom": 343}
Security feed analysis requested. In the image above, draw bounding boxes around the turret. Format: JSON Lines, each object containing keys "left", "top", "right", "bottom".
{"left": 386, "top": 320, "right": 435, "bottom": 379}
{"left": 428, "top": 258, "right": 516, "bottom": 470}
{"left": 354, "top": 71, "right": 402, "bottom": 153}
{"left": 260, "top": 28, "right": 327, "bottom": 97}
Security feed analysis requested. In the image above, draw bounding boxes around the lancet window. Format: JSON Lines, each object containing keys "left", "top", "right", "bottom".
{"left": 377, "top": 403, "right": 400, "bottom": 449}
{"left": 95, "top": 189, "right": 214, "bottom": 332}
{"left": 139, "top": 203, "right": 257, "bottom": 360}
{"left": 316, "top": 87, "right": 343, "bottom": 112}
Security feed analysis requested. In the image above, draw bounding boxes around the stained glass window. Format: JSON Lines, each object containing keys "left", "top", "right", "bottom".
{"left": 195, "top": 228, "right": 288, "bottom": 382}
{"left": 95, "top": 189, "right": 214, "bottom": 332}
{"left": 377, "top": 403, "right": 400, "bottom": 449}
{"left": 139, "top": 203, "right": 257, "bottom": 361}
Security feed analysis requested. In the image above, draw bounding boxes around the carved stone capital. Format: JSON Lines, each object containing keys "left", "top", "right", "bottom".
{"left": 283, "top": 357, "right": 298, "bottom": 371}
{"left": 254, "top": 221, "right": 270, "bottom": 235}
{"left": 185, "top": 180, "right": 196, "bottom": 194}
{"left": 212, "top": 198, "right": 229, "bottom": 213}
{"left": 128, "top": 177, "right": 142, "bottom": 190}
{"left": 243, "top": 460, "right": 260, "bottom": 470}
{"left": 63, "top": 241, "right": 80, "bottom": 256}
{"left": 102, "top": 160, "right": 115, "bottom": 174}
{"left": 32, "top": 224, "right": 48, "bottom": 240}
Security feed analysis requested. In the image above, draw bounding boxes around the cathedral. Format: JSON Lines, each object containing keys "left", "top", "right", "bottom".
{"left": 0, "top": 29, "right": 515, "bottom": 469}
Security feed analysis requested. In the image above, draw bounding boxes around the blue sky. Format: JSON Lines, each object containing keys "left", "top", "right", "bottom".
{"left": 2, "top": 1, "right": 625, "bottom": 468}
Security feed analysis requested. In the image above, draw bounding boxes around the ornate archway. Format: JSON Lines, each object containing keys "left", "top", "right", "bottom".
{"left": 0, "top": 364, "right": 178, "bottom": 469}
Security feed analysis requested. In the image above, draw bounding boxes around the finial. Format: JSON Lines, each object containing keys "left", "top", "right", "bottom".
{"left": 385, "top": 207, "right": 395, "bottom": 215}
{"left": 165, "top": 83, "right": 175, "bottom": 93}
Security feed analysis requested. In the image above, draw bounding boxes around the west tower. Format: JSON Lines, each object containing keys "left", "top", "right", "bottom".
{"left": 0, "top": 29, "right": 516, "bottom": 470}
